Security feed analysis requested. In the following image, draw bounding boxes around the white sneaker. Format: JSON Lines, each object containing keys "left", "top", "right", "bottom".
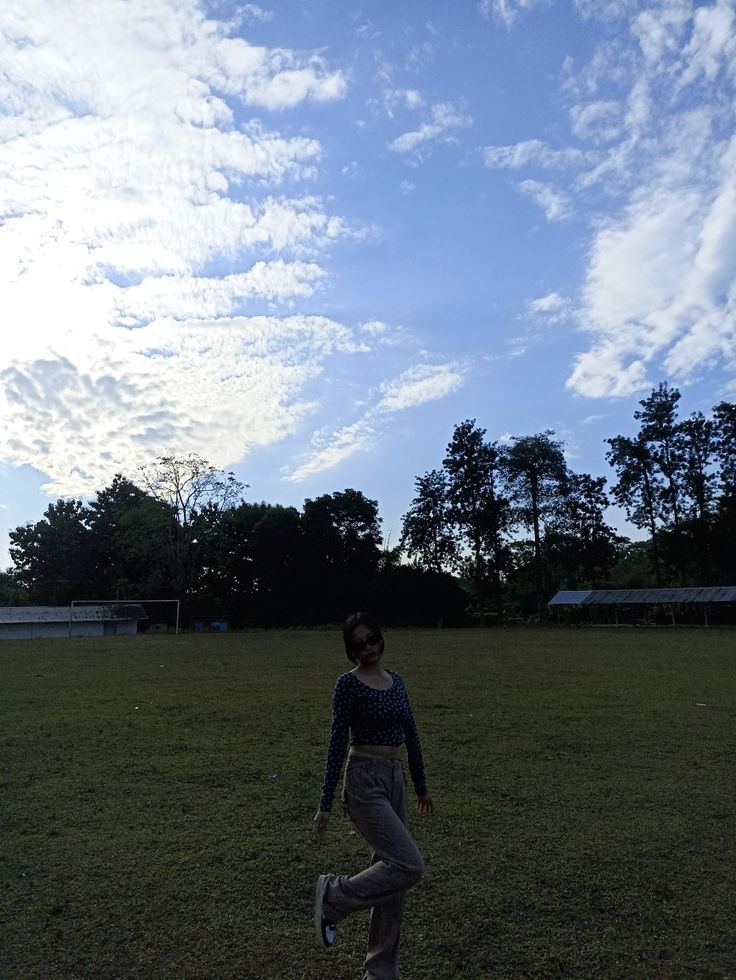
{"left": 314, "top": 874, "right": 336, "bottom": 949}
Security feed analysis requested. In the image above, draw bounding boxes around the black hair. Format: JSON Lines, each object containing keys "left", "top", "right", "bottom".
{"left": 342, "top": 611, "right": 385, "bottom": 664}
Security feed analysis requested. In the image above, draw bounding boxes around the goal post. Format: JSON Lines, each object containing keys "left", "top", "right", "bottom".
{"left": 69, "top": 599, "right": 181, "bottom": 637}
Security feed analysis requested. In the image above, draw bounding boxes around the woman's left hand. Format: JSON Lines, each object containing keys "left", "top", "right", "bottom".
{"left": 416, "top": 793, "right": 434, "bottom": 816}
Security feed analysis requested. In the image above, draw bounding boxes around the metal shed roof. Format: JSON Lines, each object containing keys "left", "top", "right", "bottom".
{"left": 548, "top": 591, "right": 593, "bottom": 606}
{"left": 0, "top": 605, "right": 147, "bottom": 624}
{"left": 548, "top": 587, "right": 736, "bottom": 606}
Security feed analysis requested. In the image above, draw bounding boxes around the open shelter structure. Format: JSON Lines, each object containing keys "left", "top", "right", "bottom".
{"left": 0, "top": 604, "right": 148, "bottom": 640}
{"left": 548, "top": 588, "right": 736, "bottom": 626}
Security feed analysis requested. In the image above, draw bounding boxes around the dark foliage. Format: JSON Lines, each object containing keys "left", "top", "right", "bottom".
{"left": 4, "top": 388, "right": 736, "bottom": 624}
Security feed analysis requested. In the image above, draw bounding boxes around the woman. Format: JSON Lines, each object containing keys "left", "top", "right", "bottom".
{"left": 313, "top": 612, "right": 433, "bottom": 980}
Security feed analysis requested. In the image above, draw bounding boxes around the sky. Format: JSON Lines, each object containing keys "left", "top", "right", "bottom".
{"left": 2, "top": 0, "right": 736, "bottom": 570}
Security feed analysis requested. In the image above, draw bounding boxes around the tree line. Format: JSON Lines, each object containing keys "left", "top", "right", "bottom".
{"left": 403, "top": 383, "right": 736, "bottom": 624}
{"left": 2, "top": 383, "right": 735, "bottom": 627}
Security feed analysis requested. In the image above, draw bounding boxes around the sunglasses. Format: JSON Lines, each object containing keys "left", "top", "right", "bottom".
{"left": 351, "top": 633, "right": 381, "bottom": 654}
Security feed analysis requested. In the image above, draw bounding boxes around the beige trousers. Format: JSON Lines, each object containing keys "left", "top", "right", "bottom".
{"left": 322, "top": 754, "right": 425, "bottom": 980}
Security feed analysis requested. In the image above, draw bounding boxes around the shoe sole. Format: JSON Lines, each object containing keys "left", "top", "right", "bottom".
{"left": 314, "top": 874, "right": 330, "bottom": 948}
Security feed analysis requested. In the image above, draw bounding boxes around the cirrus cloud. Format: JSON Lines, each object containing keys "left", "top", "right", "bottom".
{"left": 287, "top": 362, "right": 465, "bottom": 481}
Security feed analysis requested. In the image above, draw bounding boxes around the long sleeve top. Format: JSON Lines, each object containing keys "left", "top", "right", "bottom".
{"left": 318, "top": 669, "right": 428, "bottom": 813}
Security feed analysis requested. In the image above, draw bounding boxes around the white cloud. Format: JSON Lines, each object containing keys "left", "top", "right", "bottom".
{"left": 570, "top": 100, "right": 622, "bottom": 143}
{"left": 360, "top": 321, "right": 389, "bottom": 335}
{"left": 568, "top": 130, "right": 736, "bottom": 396}
{"left": 485, "top": 1, "right": 736, "bottom": 399}
{"left": 574, "top": 0, "right": 641, "bottom": 22}
{"left": 528, "top": 292, "right": 567, "bottom": 315}
{"left": 287, "top": 363, "right": 465, "bottom": 481}
{"left": 517, "top": 180, "right": 571, "bottom": 221}
{"left": 381, "top": 88, "right": 424, "bottom": 117}
{"left": 388, "top": 102, "right": 472, "bottom": 156}
{"left": 527, "top": 292, "right": 572, "bottom": 323}
{"left": 0, "top": 315, "right": 361, "bottom": 496}
{"left": 0, "top": 0, "right": 355, "bottom": 493}
{"left": 479, "top": 0, "right": 549, "bottom": 28}
{"left": 110, "top": 261, "right": 326, "bottom": 325}
{"left": 377, "top": 364, "right": 464, "bottom": 412}
{"left": 632, "top": 3, "right": 691, "bottom": 68}
{"left": 238, "top": 4, "right": 274, "bottom": 23}
{"left": 482, "top": 139, "right": 594, "bottom": 169}
{"left": 679, "top": 0, "right": 736, "bottom": 88}
{"left": 287, "top": 418, "right": 375, "bottom": 482}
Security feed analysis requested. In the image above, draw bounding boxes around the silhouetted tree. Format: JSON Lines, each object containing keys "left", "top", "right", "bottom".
{"left": 504, "top": 431, "right": 568, "bottom": 614}
{"left": 138, "top": 454, "right": 246, "bottom": 597}
{"left": 401, "top": 469, "right": 457, "bottom": 574}
{"left": 606, "top": 434, "right": 664, "bottom": 585}
{"left": 86, "top": 475, "right": 171, "bottom": 597}
{"left": 9, "top": 499, "right": 92, "bottom": 603}
{"left": 301, "top": 489, "right": 382, "bottom": 621}
{"left": 678, "top": 412, "right": 717, "bottom": 582}
{"left": 443, "top": 420, "right": 510, "bottom": 625}
{"left": 712, "top": 401, "right": 736, "bottom": 583}
{"left": 546, "top": 473, "right": 623, "bottom": 589}
{"left": 634, "top": 383, "right": 687, "bottom": 582}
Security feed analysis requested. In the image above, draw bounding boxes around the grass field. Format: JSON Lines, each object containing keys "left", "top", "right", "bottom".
{"left": 1, "top": 627, "right": 734, "bottom": 980}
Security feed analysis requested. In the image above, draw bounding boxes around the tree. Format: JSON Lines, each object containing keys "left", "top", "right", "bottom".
{"left": 9, "top": 499, "right": 93, "bottom": 603}
{"left": 400, "top": 469, "right": 459, "bottom": 627}
{"left": 712, "top": 401, "right": 736, "bottom": 583}
{"left": 85, "top": 475, "right": 171, "bottom": 597}
{"left": 504, "top": 431, "right": 568, "bottom": 614}
{"left": 443, "top": 420, "right": 510, "bottom": 625}
{"left": 713, "top": 401, "right": 736, "bottom": 501}
{"left": 0, "top": 569, "right": 26, "bottom": 605}
{"left": 301, "top": 489, "right": 383, "bottom": 621}
{"left": 678, "top": 412, "right": 717, "bottom": 582}
{"left": 238, "top": 503, "right": 306, "bottom": 626}
{"left": 401, "top": 469, "right": 457, "bottom": 574}
{"left": 137, "top": 454, "right": 246, "bottom": 597}
{"left": 138, "top": 454, "right": 245, "bottom": 526}
{"left": 605, "top": 434, "right": 664, "bottom": 585}
{"left": 546, "top": 473, "right": 623, "bottom": 589}
{"left": 634, "top": 383, "right": 687, "bottom": 582}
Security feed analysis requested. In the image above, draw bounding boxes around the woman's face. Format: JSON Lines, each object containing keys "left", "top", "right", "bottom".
{"left": 349, "top": 623, "right": 383, "bottom": 666}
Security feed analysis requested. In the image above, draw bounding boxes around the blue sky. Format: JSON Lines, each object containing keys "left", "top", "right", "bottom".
{"left": 2, "top": 0, "right": 736, "bottom": 568}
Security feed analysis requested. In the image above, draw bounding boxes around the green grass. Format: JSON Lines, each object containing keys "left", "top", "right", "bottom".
{"left": 1, "top": 628, "right": 734, "bottom": 979}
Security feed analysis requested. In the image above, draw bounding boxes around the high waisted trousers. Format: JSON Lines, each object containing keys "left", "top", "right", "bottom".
{"left": 322, "top": 754, "right": 425, "bottom": 980}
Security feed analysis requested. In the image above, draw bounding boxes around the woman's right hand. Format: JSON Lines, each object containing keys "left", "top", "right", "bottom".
{"left": 313, "top": 810, "right": 330, "bottom": 844}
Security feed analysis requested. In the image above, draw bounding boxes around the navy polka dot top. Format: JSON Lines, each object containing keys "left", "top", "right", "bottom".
{"left": 318, "top": 669, "right": 428, "bottom": 812}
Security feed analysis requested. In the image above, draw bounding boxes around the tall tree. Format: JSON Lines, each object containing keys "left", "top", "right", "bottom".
{"left": 86, "top": 475, "right": 171, "bottom": 597}
{"left": 713, "top": 401, "right": 736, "bottom": 501}
{"left": 547, "top": 473, "right": 623, "bottom": 589}
{"left": 504, "top": 431, "right": 568, "bottom": 614}
{"left": 9, "top": 499, "right": 92, "bottom": 603}
{"left": 443, "top": 420, "right": 510, "bottom": 625}
{"left": 401, "top": 469, "right": 459, "bottom": 628}
{"left": 401, "top": 469, "right": 457, "bottom": 574}
{"left": 712, "top": 401, "right": 736, "bottom": 583}
{"left": 138, "top": 454, "right": 246, "bottom": 597}
{"left": 634, "top": 383, "right": 687, "bottom": 582}
{"left": 0, "top": 569, "right": 26, "bottom": 606}
{"left": 605, "top": 434, "right": 664, "bottom": 585}
{"left": 678, "top": 412, "right": 717, "bottom": 582}
{"left": 301, "top": 489, "right": 383, "bottom": 621}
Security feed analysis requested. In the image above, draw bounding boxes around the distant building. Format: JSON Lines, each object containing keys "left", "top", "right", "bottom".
{"left": 0, "top": 604, "right": 148, "bottom": 640}
{"left": 548, "top": 587, "right": 736, "bottom": 626}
